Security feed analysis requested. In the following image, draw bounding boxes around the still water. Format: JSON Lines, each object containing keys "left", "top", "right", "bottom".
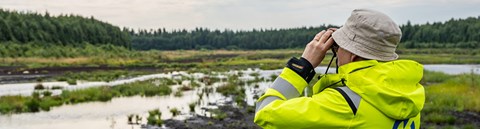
{"left": 0, "top": 69, "right": 274, "bottom": 129}
{"left": 0, "top": 65, "right": 478, "bottom": 129}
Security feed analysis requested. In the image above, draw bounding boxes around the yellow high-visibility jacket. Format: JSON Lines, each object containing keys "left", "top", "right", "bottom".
{"left": 254, "top": 60, "right": 425, "bottom": 129}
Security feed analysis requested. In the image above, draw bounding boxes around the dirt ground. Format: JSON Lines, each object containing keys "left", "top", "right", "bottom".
{"left": 164, "top": 105, "right": 261, "bottom": 129}
{"left": 422, "top": 111, "right": 480, "bottom": 129}
{"left": 0, "top": 66, "right": 162, "bottom": 84}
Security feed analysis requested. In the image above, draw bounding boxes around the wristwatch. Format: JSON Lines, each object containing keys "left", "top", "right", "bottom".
{"left": 286, "top": 57, "right": 316, "bottom": 83}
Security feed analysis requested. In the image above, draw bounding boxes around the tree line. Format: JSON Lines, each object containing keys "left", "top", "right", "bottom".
{"left": 401, "top": 17, "right": 480, "bottom": 48}
{"left": 0, "top": 8, "right": 478, "bottom": 51}
{"left": 131, "top": 16, "right": 480, "bottom": 50}
{"left": 0, "top": 9, "right": 130, "bottom": 48}
{"left": 128, "top": 26, "right": 337, "bottom": 50}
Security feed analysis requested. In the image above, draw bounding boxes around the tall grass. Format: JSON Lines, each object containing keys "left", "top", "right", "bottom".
{"left": 2, "top": 49, "right": 479, "bottom": 70}
{"left": 421, "top": 70, "right": 452, "bottom": 85}
{"left": 424, "top": 74, "right": 480, "bottom": 112}
{"left": 56, "top": 70, "right": 151, "bottom": 82}
{"left": 422, "top": 71, "right": 480, "bottom": 127}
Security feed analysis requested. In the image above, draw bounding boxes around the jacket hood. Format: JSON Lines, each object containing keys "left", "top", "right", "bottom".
{"left": 315, "top": 60, "right": 425, "bottom": 120}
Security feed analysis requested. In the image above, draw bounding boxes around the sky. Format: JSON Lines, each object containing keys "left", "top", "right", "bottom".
{"left": 0, "top": 0, "right": 479, "bottom": 31}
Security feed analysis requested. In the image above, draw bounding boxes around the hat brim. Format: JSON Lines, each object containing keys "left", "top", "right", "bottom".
{"left": 332, "top": 27, "right": 398, "bottom": 61}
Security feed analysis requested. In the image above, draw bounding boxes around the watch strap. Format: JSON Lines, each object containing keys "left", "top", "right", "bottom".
{"left": 286, "top": 57, "right": 316, "bottom": 83}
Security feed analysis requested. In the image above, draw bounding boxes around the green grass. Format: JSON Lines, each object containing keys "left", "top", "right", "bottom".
{"left": 423, "top": 112, "right": 456, "bottom": 124}
{"left": 216, "top": 74, "right": 248, "bottom": 107}
{"left": 38, "top": 96, "right": 63, "bottom": 111}
{"left": 0, "top": 79, "right": 172, "bottom": 114}
{"left": 2, "top": 48, "right": 479, "bottom": 72}
{"left": 173, "top": 90, "right": 183, "bottom": 97}
{"left": 422, "top": 71, "right": 480, "bottom": 128}
{"left": 170, "top": 108, "right": 180, "bottom": 117}
{"left": 147, "top": 109, "right": 163, "bottom": 126}
{"left": 56, "top": 70, "right": 151, "bottom": 82}
{"left": 0, "top": 96, "right": 32, "bottom": 113}
{"left": 217, "top": 82, "right": 245, "bottom": 97}
{"left": 211, "top": 109, "right": 227, "bottom": 121}
{"left": 423, "top": 74, "right": 480, "bottom": 112}
{"left": 421, "top": 70, "right": 453, "bottom": 85}
{"left": 111, "top": 79, "right": 172, "bottom": 97}
{"left": 189, "top": 102, "right": 196, "bottom": 112}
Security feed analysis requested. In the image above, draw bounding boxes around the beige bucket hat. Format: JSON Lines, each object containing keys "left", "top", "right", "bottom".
{"left": 332, "top": 9, "right": 402, "bottom": 61}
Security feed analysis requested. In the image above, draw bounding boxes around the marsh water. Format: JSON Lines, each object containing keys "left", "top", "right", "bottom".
{"left": 0, "top": 64, "right": 479, "bottom": 129}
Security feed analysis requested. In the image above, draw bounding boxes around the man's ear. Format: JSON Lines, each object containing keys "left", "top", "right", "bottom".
{"left": 350, "top": 54, "right": 357, "bottom": 62}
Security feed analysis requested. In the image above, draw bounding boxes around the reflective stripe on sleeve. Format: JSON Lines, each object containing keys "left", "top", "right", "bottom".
{"left": 270, "top": 77, "right": 300, "bottom": 100}
{"left": 256, "top": 96, "right": 281, "bottom": 112}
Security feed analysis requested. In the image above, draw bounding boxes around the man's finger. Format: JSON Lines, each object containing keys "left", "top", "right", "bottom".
{"left": 328, "top": 28, "right": 338, "bottom": 31}
{"left": 324, "top": 37, "right": 335, "bottom": 51}
{"left": 313, "top": 30, "right": 326, "bottom": 41}
{"left": 319, "top": 30, "right": 334, "bottom": 43}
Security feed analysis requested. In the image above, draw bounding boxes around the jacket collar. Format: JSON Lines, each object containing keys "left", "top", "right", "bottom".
{"left": 338, "top": 60, "right": 379, "bottom": 74}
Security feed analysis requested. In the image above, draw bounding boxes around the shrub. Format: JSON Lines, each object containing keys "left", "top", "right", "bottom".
{"left": 170, "top": 108, "right": 180, "bottom": 117}
{"left": 34, "top": 84, "right": 45, "bottom": 90}
{"left": 38, "top": 96, "right": 63, "bottom": 111}
{"left": 174, "top": 91, "right": 183, "bottom": 97}
{"left": 211, "top": 109, "right": 227, "bottom": 121}
{"left": 188, "top": 102, "right": 196, "bottom": 112}
{"left": 25, "top": 98, "right": 40, "bottom": 112}
{"left": 147, "top": 109, "right": 162, "bottom": 126}
{"left": 42, "top": 90, "right": 52, "bottom": 97}
{"left": 127, "top": 114, "right": 134, "bottom": 124}
{"left": 179, "top": 86, "right": 192, "bottom": 91}
{"left": 67, "top": 79, "right": 77, "bottom": 85}
{"left": 51, "top": 86, "right": 63, "bottom": 90}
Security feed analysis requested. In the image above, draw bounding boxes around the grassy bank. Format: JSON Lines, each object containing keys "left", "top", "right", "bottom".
{"left": 2, "top": 48, "right": 479, "bottom": 73}
{"left": 0, "top": 49, "right": 302, "bottom": 71}
{"left": 55, "top": 70, "right": 152, "bottom": 83}
{"left": 0, "top": 79, "right": 172, "bottom": 114}
{"left": 421, "top": 70, "right": 480, "bottom": 128}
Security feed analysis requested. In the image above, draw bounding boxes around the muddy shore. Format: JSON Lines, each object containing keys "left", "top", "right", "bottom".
{"left": 164, "top": 105, "right": 261, "bottom": 129}
{"left": 0, "top": 66, "right": 163, "bottom": 84}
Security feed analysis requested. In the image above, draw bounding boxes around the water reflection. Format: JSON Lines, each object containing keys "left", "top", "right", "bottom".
{"left": 0, "top": 68, "right": 273, "bottom": 129}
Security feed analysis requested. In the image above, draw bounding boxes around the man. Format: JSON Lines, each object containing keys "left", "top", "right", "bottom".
{"left": 254, "top": 9, "right": 425, "bottom": 129}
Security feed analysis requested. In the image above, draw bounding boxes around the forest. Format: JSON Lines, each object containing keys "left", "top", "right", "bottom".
{"left": 130, "top": 17, "right": 480, "bottom": 50}
{"left": 0, "top": 9, "right": 130, "bottom": 48}
{"left": 0, "top": 9, "right": 479, "bottom": 52}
